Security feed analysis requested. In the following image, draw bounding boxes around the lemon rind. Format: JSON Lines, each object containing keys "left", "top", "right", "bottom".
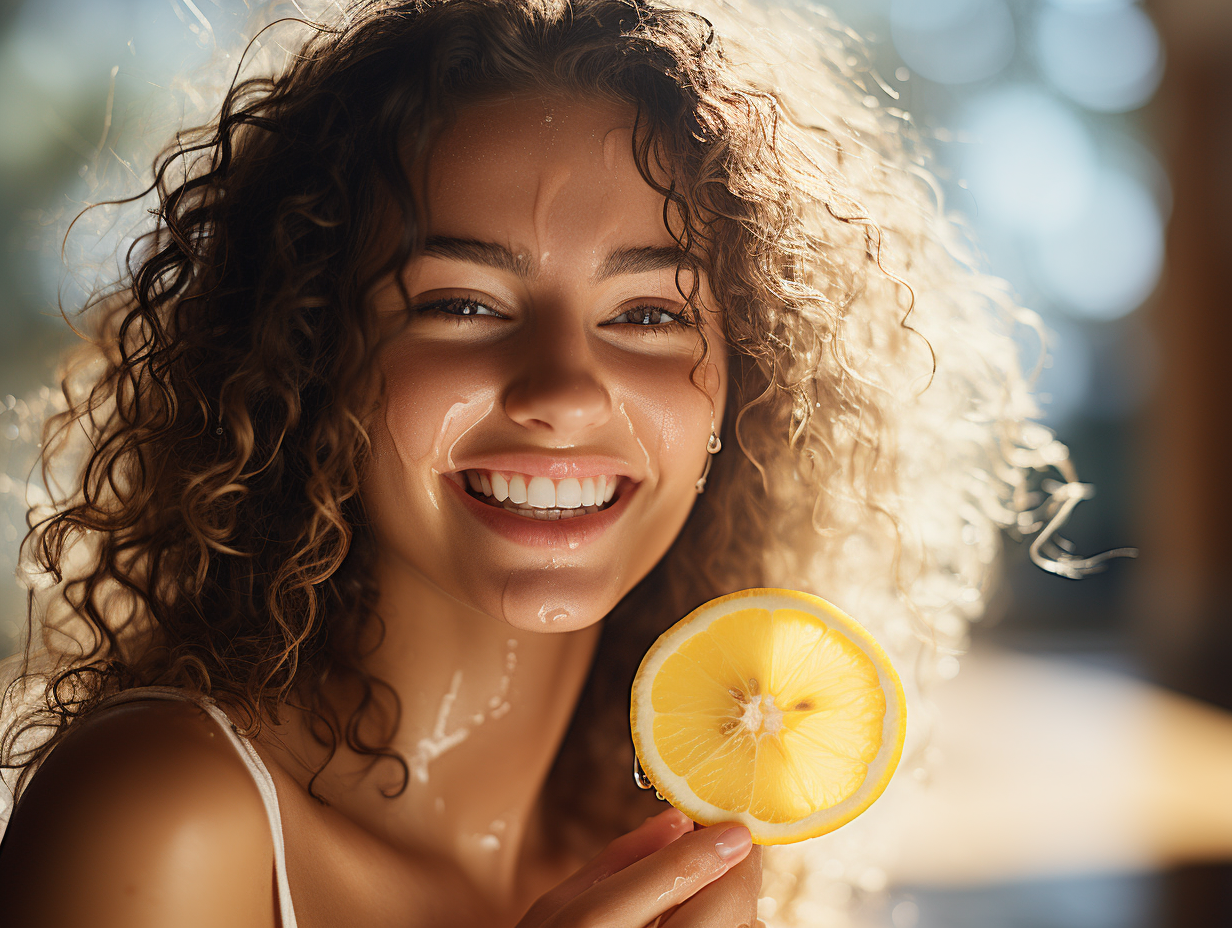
{"left": 630, "top": 588, "right": 907, "bottom": 845}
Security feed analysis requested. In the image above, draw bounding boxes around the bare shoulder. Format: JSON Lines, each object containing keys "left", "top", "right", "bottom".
{"left": 0, "top": 698, "right": 276, "bottom": 928}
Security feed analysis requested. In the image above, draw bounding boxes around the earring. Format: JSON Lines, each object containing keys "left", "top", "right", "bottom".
{"left": 695, "top": 428, "right": 722, "bottom": 494}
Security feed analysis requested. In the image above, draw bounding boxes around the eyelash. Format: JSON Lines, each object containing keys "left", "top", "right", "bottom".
{"left": 607, "top": 305, "right": 695, "bottom": 332}
{"left": 415, "top": 298, "right": 695, "bottom": 333}
{"left": 416, "top": 297, "right": 502, "bottom": 319}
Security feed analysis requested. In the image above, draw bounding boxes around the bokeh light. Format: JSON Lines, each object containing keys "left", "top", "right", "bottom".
{"left": 960, "top": 85, "right": 1097, "bottom": 234}
{"left": 1034, "top": 2, "right": 1163, "bottom": 113}
{"left": 890, "top": 0, "right": 1016, "bottom": 85}
{"left": 1033, "top": 170, "right": 1164, "bottom": 320}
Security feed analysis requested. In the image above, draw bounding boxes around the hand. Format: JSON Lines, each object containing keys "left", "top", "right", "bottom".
{"left": 517, "top": 808, "right": 762, "bottom": 928}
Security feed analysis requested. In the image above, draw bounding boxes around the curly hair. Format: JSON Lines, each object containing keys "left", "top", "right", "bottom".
{"left": 2, "top": 0, "right": 1104, "bottom": 875}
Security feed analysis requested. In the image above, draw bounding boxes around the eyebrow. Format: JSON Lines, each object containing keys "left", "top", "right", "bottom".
{"left": 422, "top": 236, "right": 534, "bottom": 277}
{"left": 593, "top": 245, "right": 693, "bottom": 282}
{"left": 421, "top": 236, "right": 692, "bottom": 283}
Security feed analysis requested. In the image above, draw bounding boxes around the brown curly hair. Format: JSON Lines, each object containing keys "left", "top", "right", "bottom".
{"left": 3, "top": 0, "right": 1077, "bottom": 859}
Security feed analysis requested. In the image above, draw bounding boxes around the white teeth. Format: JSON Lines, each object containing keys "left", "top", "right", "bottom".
{"left": 556, "top": 477, "right": 582, "bottom": 509}
{"left": 508, "top": 474, "right": 528, "bottom": 505}
{"left": 526, "top": 476, "right": 556, "bottom": 509}
{"left": 461, "top": 469, "right": 622, "bottom": 514}
{"left": 473, "top": 495, "right": 604, "bottom": 518}
{"left": 490, "top": 472, "right": 509, "bottom": 502}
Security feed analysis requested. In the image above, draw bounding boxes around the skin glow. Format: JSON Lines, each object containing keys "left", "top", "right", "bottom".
{"left": 239, "top": 95, "right": 742, "bottom": 911}
{"left": 0, "top": 91, "right": 759, "bottom": 928}
{"left": 366, "top": 92, "right": 728, "bottom": 635}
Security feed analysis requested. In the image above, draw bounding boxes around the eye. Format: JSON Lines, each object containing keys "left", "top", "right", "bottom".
{"left": 605, "top": 305, "right": 693, "bottom": 329}
{"left": 416, "top": 297, "right": 504, "bottom": 319}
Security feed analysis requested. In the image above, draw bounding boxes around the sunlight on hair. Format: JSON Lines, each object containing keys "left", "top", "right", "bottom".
{"left": 0, "top": 1, "right": 1136, "bottom": 924}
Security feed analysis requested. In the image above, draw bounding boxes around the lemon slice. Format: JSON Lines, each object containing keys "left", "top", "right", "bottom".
{"left": 630, "top": 588, "right": 906, "bottom": 844}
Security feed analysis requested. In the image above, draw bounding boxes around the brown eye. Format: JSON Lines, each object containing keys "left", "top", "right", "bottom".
{"left": 418, "top": 297, "right": 503, "bottom": 319}
{"left": 607, "top": 306, "right": 691, "bottom": 327}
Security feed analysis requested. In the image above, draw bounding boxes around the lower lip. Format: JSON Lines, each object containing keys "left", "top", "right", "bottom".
{"left": 445, "top": 477, "right": 638, "bottom": 548}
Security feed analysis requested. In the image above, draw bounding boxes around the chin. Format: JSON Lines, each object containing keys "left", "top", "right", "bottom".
{"left": 490, "top": 570, "right": 633, "bottom": 634}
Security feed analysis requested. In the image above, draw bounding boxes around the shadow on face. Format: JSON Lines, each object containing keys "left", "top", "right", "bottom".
{"left": 365, "top": 93, "right": 727, "bottom": 633}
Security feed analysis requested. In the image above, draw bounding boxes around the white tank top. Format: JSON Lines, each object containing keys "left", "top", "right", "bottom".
{"left": 0, "top": 684, "right": 299, "bottom": 928}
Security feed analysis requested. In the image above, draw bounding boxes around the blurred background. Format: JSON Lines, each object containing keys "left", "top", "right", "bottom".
{"left": 0, "top": 0, "right": 1228, "bottom": 925}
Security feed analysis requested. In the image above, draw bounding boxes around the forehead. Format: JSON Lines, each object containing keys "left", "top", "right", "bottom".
{"left": 421, "top": 93, "right": 677, "bottom": 261}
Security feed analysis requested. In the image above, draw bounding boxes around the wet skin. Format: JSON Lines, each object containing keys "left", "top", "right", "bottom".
{"left": 257, "top": 93, "right": 738, "bottom": 919}
{"left": 366, "top": 91, "right": 728, "bottom": 635}
{"left": 0, "top": 94, "right": 757, "bottom": 928}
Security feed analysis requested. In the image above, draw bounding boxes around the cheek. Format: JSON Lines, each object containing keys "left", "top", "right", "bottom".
{"left": 370, "top": 341, "right": 499, "bottom": 489}
{"left": 612, "top": 348, "right": 725, "bottom": 488}
{"left": 384, "top": 342, "right": 483, "bottom": 452}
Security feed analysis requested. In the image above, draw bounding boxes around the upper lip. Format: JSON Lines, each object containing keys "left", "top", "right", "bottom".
{"left": 447, "top": 452, "right": 643, "bottom": 481}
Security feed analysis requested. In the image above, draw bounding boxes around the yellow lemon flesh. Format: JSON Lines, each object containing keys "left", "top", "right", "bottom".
{"left": 630, "top": 588, "right": 906, "bottom": 845}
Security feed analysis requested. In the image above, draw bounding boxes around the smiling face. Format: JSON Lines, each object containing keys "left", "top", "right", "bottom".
{"left": 365, "top": 93, "right": 726, "bottom": 633}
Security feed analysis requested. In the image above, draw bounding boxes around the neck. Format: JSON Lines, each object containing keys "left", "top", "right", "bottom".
{"left": 267, "top": 553, "right": 601, "bottom": 904}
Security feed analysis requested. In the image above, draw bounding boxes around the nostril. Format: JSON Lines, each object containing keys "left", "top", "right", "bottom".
{"left": 503, "top": 372, "right": 612, "bottom": 436}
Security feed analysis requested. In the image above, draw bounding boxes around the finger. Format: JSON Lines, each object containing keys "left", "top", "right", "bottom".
{"left": 519, "top": 808, "right": 692, "bottom": 924}
{"left": 662, "top": 844, "right": 762, "bottom": 928}
{"left": 542, "top": 823, "right": 753, "bottom": 928}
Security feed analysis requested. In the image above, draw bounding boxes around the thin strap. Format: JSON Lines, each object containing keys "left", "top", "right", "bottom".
{"left": 97, "top": 687, "right": 299, "bottom": 928}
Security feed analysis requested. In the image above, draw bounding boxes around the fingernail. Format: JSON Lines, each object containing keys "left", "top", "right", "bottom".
{"left": 713, "top": 825, "right": 752, "bottom": 860}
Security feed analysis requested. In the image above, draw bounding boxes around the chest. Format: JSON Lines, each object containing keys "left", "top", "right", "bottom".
{"left": 269, "top": 788, "right": 484, "bottom": 927}
{"left": 271, "top": 780, "right": 578, "bottom": 928}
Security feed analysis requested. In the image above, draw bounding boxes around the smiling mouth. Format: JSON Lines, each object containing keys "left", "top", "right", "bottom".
{"left": 458, "top": 469, "right": 623, "bottom": 521}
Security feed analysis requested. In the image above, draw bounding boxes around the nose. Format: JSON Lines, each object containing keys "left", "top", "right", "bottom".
{"left": 503, "top": 316, "right": 612, "bottom": 438}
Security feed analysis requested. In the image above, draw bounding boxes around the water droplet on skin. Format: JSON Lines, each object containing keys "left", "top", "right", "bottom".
{"left": 657, "top": 875, "right": 689, "bottom": 903}
{"left": 413, "top": 397, "right": 495, "bottom": 512}
{"left": 440, "top": 397, "right": 495, "bottom": 472}
{"left": 537, "top": 604, "right": 571, "bottom": 625}
{"left": 410, "top": 670, "right": 470, "bottom": 784}
{"left": 617, "top": 401, "right": 652, "bottom": 474}
{"left": 478, "top": 834, "right": 501, "bottom": 852}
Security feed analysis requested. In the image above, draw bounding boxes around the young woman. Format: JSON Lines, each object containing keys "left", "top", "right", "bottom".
{"left": 0, "top": 0, "right": 1085, "bottom": 925}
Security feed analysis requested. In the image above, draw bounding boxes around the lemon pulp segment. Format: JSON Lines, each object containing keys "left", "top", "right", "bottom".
{"left": 631, "top": 589, "right": 905, "bottom": 844}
